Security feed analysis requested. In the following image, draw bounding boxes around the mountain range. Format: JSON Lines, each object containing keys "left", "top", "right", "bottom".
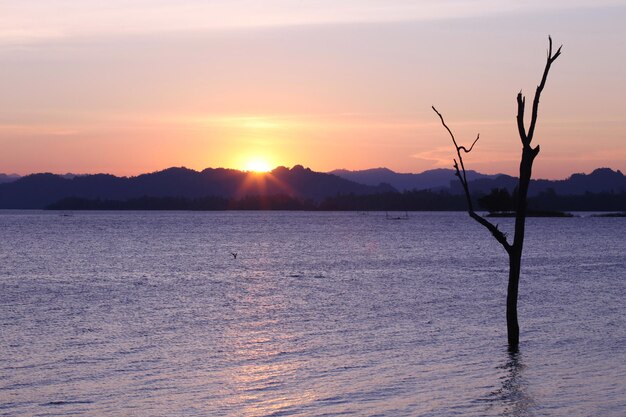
{"left": 0, "top": 166, "right": 624, "bottom": 209}
{"left": 332, "top": 167, "right": 626, "bottom": 196}
{"left": 0, "top": 165, "right": 393, "bottom": 209}
{"left": 330, "top": 167, "right": 497, "bottom": 192}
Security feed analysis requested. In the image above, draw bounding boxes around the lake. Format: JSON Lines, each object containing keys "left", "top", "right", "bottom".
{"left": 1, "top": 211, "right": 624, "bottom": 416}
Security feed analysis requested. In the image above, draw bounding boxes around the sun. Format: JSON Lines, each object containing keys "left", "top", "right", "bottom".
{"left": 244, "top": 158, "right": 272, "bottom": 173}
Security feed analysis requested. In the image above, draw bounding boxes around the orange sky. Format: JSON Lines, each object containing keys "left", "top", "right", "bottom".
{"left": 1, "top": 1, "right": 625, "bottom": 179}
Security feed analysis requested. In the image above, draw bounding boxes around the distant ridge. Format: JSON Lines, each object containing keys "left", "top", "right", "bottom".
{"left": 454, "top": 167, "right": 626, "bottom": 197}
{"left": 0, "top": 165, "right": 395, "bottom": 209}
{"left": 1, "top": 166, "right": 624, "bottom": 209}
{"left": 331, "top": 167, "right": 626, "bottom": 197}
{"left": 330, "top": 167, "right": 497, "bottom": 191}
{"left": 0, "top": 173, "right": 20, "bottom": 184}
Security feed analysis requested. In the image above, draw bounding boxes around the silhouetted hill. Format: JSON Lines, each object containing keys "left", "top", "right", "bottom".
{"left": 456, "top": 168, "right": 626, "bottom": 196}
{"left": 0, "top": 166, "right": 395, "bottom": 209}
{"left": 332, "top": 167, "right": 626, "bottom": 196}
{"left": 2, "top": 165, "right": 625, "bottom": 210}
{"left": 330, "top": 168, "right": 497, "bottom": 191}
{"left": 0, "top": 173, "right": 20, "bottom": 184}
{"left": 557, "top": 168, "right": 626, "bottom": 194}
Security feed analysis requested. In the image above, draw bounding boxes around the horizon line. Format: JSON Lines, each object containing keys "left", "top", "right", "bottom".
{"left": 2, "top": 164, "right": 622, "bottom": 182}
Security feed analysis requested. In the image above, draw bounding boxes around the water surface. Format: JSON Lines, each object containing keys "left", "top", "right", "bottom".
{"left": 1, "top": 211, "right": 624, "bottom": 416}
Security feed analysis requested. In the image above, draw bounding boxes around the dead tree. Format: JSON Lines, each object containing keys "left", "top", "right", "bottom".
{"left": 433, "top": 37, "right": 562, "bottom": 350}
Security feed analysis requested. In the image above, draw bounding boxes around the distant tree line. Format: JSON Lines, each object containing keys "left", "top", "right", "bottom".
{"left": 46, "top": 195, "right": 315, "bottom": 211}
{"left": 479, "top": 187, "right": 626, "bottom": 212}
{"left": 46, "top": 188, "right": 626, "bottom": 212}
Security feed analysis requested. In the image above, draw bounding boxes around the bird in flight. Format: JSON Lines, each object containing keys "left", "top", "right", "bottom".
{"left": 230, "top": 252, "right": 238, "bottom": 259}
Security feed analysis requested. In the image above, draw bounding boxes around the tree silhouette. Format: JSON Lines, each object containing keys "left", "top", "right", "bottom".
{"left": 479, "top": 188, "right": 514, "bottom": 213}
{"left": 433, "top": 37, "right": 562, "bottom": 350}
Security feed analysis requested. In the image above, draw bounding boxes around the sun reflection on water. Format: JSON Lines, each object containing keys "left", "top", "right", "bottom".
{"left": 221, "top": 275, "right": 316, "bottom": 416}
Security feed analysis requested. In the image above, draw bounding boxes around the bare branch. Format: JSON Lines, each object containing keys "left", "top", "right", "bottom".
{"left": 432, "top": 106, "right": 479, "bottom": 188}
{"left": 459, "top": 134, "right": 479, "bottom": 153}
{"left": 432, "top": 106, "right": 512, "bottom": 254}
{"left": 526, "top": 36, "right": 563, "bottom": 144}
{"left": 516, "top": 92, "right": 527, "bottom": 144}
{"left": 432, "top": 106, "right": 461, "bottom": 151}
{"left": 469, "top": 212, "right": 512, "bottom": 252}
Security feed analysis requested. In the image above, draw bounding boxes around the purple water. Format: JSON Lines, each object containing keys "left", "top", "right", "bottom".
{"left": 1, "top": 211, "right": 625, "bottom": 416}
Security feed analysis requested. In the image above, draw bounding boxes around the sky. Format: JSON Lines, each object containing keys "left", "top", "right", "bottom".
{"left": 1, "top": 0, "right": 626, "bottom": 178}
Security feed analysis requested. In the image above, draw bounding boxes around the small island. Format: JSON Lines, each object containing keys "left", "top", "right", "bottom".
{"left": 486, "top": 210, "right": 574, "bottom": 218}
{"left": 591, "top": 212, "right": 626, "bottom": 217}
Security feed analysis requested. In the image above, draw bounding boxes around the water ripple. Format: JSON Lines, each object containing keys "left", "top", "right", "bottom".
{"left": 1, "top": 211, "right": 624, "bottom": 416}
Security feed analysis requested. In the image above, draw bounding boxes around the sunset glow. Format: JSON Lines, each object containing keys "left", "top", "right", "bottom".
{"left": 243, "top": 158, "right": 273, "bottom": 173}
{"left": 2, "top": 3, "right": 626, "bottom": 415}
{"left": 1, "top": 2, "right": 625, "bottom": 178}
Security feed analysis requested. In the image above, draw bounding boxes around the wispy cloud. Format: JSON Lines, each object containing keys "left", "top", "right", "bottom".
{"left": 2, "top": 0, "right": 624, "bottom": 44}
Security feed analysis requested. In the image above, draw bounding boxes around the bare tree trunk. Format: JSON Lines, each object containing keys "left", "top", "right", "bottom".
{"left": 507, "top": 251, "right": 521, "bottom": 348}
{"left": 433, "top": 37, "right": 561, "bottom": 350}
{"left": 507, "top": 144, "right": 540, "bottom": 349}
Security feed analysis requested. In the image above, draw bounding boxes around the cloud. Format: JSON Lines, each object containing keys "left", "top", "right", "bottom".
{"left": 2, "top": 0, "right": 625, "bottom": 44}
